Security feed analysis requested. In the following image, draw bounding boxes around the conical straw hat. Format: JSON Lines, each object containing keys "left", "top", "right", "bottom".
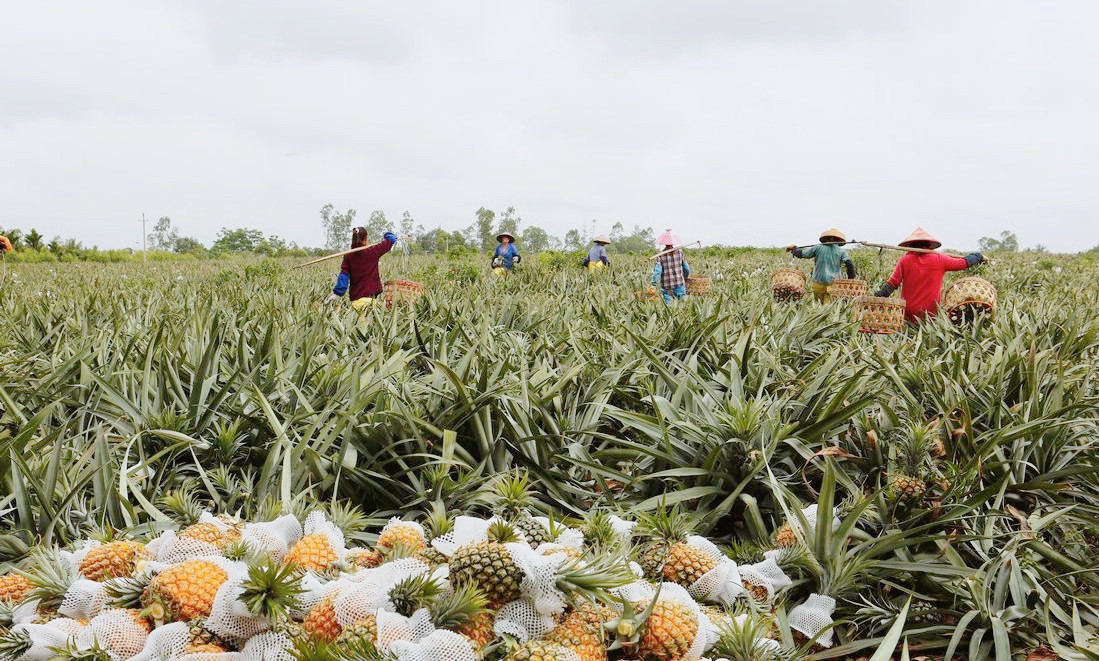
{"left": 899, "top": 227, "right": 941, "bottom": 249}
{"left": 593, "top": 234, "right": 611, "bottom": 245}
{"left": 496, "top": 232, "right": 514, "bottom": 242}
{"left": 654, "top": 228, "right": 680, "bottom": 246}
{"left": 819, "top": 228, "right": 846, "bottom": 243}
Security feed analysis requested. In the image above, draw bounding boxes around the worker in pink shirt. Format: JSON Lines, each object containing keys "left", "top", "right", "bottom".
{"left": 873, "top": 227, "right": 984, "bottom": 323}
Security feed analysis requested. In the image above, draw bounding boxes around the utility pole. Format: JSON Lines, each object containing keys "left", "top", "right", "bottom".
{"left": 141, "top": 213, "right": 147, "bottom": 265}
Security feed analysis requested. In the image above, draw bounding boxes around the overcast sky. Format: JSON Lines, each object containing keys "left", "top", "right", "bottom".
{"left": 2, "top": 2, "right": 1096, "bottom": 253}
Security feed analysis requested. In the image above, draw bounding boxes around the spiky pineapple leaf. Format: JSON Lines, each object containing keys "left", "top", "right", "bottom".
{"left": 239, "top": 562, "right": 304, "bottom": 623}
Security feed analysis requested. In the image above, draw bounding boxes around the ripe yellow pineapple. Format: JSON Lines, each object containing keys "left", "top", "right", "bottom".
{"left": 303, "top": 597, "right": 344, "bottom": 642}
{"left": 377, "top": 522, "right": 426, "bottom": 553}
{"left": 80, "top": 541, "right": 153, "bottom": 581}
{"left": 185, "top": 643, "right": 226, "bottom": 654}
{"left": 635, "top": 599, "right": 698, "bottom": 661}
{"left": 661, "top": 541, "right": 717, "bottom": 587}
{"left": 503, "top": 640, "right": 578, "bottom": 661}
{"left": 345, "top": 548, "right": 384, "bottom": 569}
{"left": 456, "top": 610, "right": 496, "bottom": 651}
{"left": 141, "top": 559, "right": 228, "bottom": 622}
{"left": 0, "top": 573, "right": 33, "bottom": 604}
{"left": 546, "top": 602, "right": 610, "bottom": 661}
{"left": 773, "top": 522, "right": 799, "bottom": 548}
{"left": 284, "top": 534, "right": 339, "bottom": 572}
{"left": 178, "top": 522, "right": 241, "bottom": 549}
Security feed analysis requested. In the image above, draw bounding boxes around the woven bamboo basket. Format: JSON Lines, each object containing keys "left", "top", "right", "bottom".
{"left": 943, "top": 276, "right": 997, "bottom": 323}
{"left": 634, "top": 287, "right": 661, "bottom": 302}
{"left": 830, "top": 278, "right": 868, "bottom": 300}
{"left": 382, "top": 279, "right": 425, "bottom": 307}
{"left": 853, "top": 295, "right": 906, "bottom": 334}
{"left": 772, "top": 268, "right": 806, "bottom": 301}
{"left": 686, "top": 275, "right": 712, "bottom": 295}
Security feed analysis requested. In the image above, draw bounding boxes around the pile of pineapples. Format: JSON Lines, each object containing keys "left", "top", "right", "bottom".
{"left": 0, "top": 474, "right": 823, "bottom": 661}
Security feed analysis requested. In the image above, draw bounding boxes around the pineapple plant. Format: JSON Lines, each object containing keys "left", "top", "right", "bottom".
{"left": 79, "top": 540, "right": 153, "bottom": 581}
{"left": 141, "top": 559, "right": 228, "bottom": 623}
{"left": 886, "top": 421, "right": 938, "bottom": 503}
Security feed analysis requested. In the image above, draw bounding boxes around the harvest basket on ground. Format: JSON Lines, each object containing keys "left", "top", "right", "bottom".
{"left": 943, "top": 276, "right": 997, "bottom": 323}
{"left": 853, "top": 295, "right": 905, "bottom": 334}
{"left": 830, "top": 278, "right": 868, "bottom": 300}
{"left": 772, "top": 268, "right": 806, "bottom": 301}
{"left": 686, "top": 275, "right": 712, "bottom": 295}
{"left": 383, "top": 279, "right": 425, "bottom": 307}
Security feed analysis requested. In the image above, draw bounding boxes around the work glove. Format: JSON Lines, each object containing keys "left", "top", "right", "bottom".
{"left": 513, "top": 254, "right": 521, "bottom": 264}
{"left": 874, "top": 283, "right": 895, "bottom": 297}
{"left": 383, "top": 232, "right": 398, "bottom": 244}
{"left": 326, "top": 293, "right": 340, "bottom": 304}
{"left": 965, "top": 252, "right": 984, "bottom": 267}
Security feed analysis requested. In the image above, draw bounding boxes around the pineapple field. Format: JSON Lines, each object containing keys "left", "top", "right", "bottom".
{"left": 0, "top": 250, "right": 1098, "bottom": 660}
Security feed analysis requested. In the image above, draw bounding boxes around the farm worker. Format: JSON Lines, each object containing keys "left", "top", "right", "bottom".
{"left": 326, "top": 226, "right": 398, "bottom": 309}
{"left": 651, "top": 228, "right": 690, "bottom": 303}
{"left": 583, "top": 234, "right": 612, "bottom": 270}
{"left": 0, "top": 235, "right": 12, "bottom": 254}
{"left": 785, "top": 228, "right": 856, "bottom": 303}
{"left": 493, "top": 232, "right": 521, "bottom": 271}
{"left": 873, "top": 227, "right": 984, "bottom": 323}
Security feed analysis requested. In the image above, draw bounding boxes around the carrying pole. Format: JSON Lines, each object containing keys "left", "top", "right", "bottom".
{"left": 647, "top": 240, "right": 701, "bottom": 261}
{"left": 855, "top": 240, "right": 965, "bottom": 257}
{"left": 292, "top": 245, "right": 371, "bottom": 269}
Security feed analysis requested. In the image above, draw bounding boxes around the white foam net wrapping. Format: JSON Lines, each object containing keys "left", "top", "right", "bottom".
{"left": 240, "top": 515, "right": 303, "bottom": 560}
{"left": 788, "top": 593, "right": 837, "bottom": 648}
{"left": 197, "top": 512, "right": 235, "bottom": 532}
{"left": 149, "top": 530, "right": 223, "bottom": 564}
{"left": 10, "top": 623, "right": 72, "bottom": 661}
{"left": 43, "top": 617, "right": 85, "bottom": 637}
{"left": 126, "top": 621, "right": 190, "bottom": 661}
{"left": 76, "top": 608, "right": 150, "bottom": 660}
{"left": 179, "top": 653, "right": 241, "bottom": 661}
{"left": 57, "top": 578, "right": 109, "bottom": 620}
{"left": 296, "top": 573, "right": 332, "bottom": 619}
{"left": 334, "top": 559, "right": 432, "bottom": 627}
{"left": 688, "top": 556, "right": 744, "bottom": 607}
{"left": 238, "top": 631, "right": 294, "bottom": 661}
{"left": 493, "top": 597, "right": 555, "bottom": 641}
{"left": 380, "top": 518, "right": 425, "bottom": 541}
{"left": 792, "top": 504, "right": 840, "bottom": 541}
{"left": 205, "top": 572, "right": 271, "bottom": 645}
{"left": 736, "top": 565, "right": 774, "bottom": 605}
{"left": 11, "top": 599, "right": 39, "bottom": 625}
{"left": 748, "top": 556, "right": 792, "bottom": 593}
{"left": 429, "top": 516, "right": 491, "bottom": 557}
{"left": 607, "top": 515, "right": 637, "bottom": 545}
{"left": 611, "top": 579, "right": 657, "bottom": 604}
{"left": 388, "top": 629, "right": 479, "bottom": 661}
{"left": 551, "top": 525, "right": 585, "bottom": 550}
{"left": 302, "top": 511, "right": 346, "bottom": 559}
{"left": 376, "top": 608, "right": 436, "bottom": 649}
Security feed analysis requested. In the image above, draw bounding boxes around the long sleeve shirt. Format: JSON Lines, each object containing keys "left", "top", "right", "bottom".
{"left": 494, "top": 243, "right": 520, "bottom": 269}
{"left": 651, "top": 251, "right": 690, "bottom": 289}
{"left": 792, "top": 244, "right": 855, "bottom": 284}
{"left": 333, "top": 240, "right": 394, "bottom": 300}
{"left": 886, "top": 252, "right": 971, "bottom": 322}
{"left": 584, "top": 244, "right": 609, "bottom": 266}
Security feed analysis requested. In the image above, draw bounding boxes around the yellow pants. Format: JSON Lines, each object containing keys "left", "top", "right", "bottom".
{"left": 811, "top": 281, "right": 831, "bottom": 303}
{"left": 351, "top": 297, "right": 377, "bottom": 310}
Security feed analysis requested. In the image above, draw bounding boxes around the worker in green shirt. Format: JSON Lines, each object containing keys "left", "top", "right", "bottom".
{"left": 786, "top": 228, "right": 856, "bottom": 303}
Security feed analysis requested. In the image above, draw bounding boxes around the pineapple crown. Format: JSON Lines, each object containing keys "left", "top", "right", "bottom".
{"left": 238, "top": 561, "right": 305, "bottom": 623}
{"left": 485, "top": 519, "right": 521, "bottom": 544}
{"left": 486, "top": 469, "right": 538, "bottom": 515}
{"left": 388, "top": 571, "right": 443, "bottom": 617}
{"left": 0, "top": 627, "right": 31, "bottom": 661}
{"left": 23, "top": 547, "right": 74, "bottom": 612}
{"left": 105, "top": 571, "right": 154, "bottom": 609}
{"left": 428, "top": 581, "right": 488, "bottom": 630}
{"left": 422, "top": 500, "right": 454, "bottom": 541}
{"left": 158, "top": 487, "right": 205, "bottom": 526}
{"left": 635, "top": 504, "right": 696, "bottom": 544}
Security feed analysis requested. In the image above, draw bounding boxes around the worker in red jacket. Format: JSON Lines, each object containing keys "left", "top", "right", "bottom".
{"left": 327, "top": 226, "right": 398, "bottom": 309}
{"left": 873, "top": 227, "right": 984, "bottom": 323}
